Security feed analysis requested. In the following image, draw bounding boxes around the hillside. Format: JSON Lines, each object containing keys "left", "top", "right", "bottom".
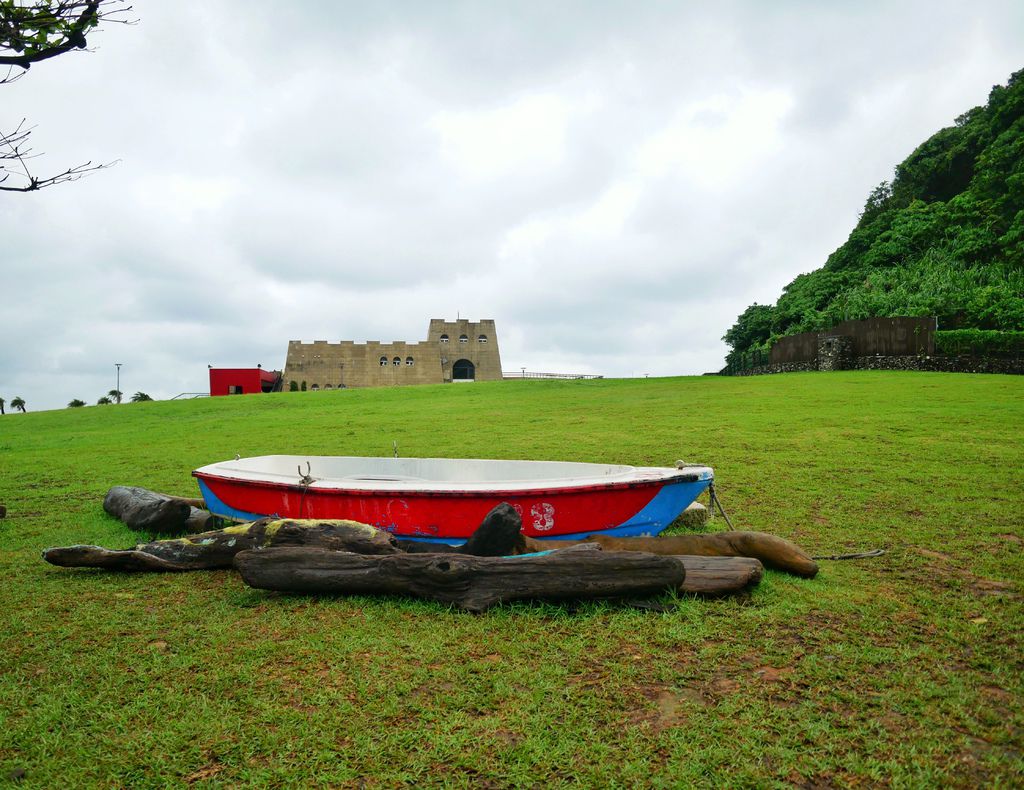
{"left": 724, "top": 69, "right": 1024, "bottom": 363}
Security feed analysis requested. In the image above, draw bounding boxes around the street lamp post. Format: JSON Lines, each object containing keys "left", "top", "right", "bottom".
{"left": 115, "top": 363, "right": 122, "bottom": 403}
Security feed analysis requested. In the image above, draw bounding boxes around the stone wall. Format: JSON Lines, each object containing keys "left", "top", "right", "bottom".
{"left": 730, "top": 361, "right": 817, "bottom": 376}
{"left": 851, "top": 355, "right": 1024, "bottom": 375}
{"left": 731, "top": 354, "right": 1024, "bottom": 377}
{"left": 818, "top": 335, "right": 853, "bottom": 371}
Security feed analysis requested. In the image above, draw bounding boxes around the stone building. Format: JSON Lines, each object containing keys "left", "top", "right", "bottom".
{"left": 283, "top": 319, "right": 502, "bottom": 390}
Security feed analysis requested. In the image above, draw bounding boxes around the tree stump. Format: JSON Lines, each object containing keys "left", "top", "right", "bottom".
{"left": 235, "top": 544, "right": 687, "bottom": 612}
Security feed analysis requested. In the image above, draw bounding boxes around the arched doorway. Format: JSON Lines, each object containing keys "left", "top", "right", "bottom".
{"left": 452, "top": 359, "right": 475, "bottom": 381}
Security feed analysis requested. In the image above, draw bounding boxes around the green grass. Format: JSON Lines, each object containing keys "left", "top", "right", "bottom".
{"left": 1, "top": 372, "right": 1021, "bottom": 787}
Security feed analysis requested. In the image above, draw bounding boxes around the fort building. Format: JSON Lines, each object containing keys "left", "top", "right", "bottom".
{"left": 283, "top": 319, "right": 502, "bottom": 390}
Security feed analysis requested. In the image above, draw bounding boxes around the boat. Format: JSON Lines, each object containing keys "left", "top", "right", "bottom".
{"left": 192, "top": 455, "right": 714, "bottom": 542}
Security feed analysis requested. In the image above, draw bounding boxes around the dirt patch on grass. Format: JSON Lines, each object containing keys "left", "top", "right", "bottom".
{"left": 183, "top": 758, "right": 223, "bottom": 784}
{"left": 708, "top": 676, "right": 741, "bottom": 697}
{"left": 913, "top": 547, "right": 1019, "bottom": 599}
{"left": 627, "top": 684, "right": 708, "bottom": 731}
{"left": 753, "top": 666, "right": 793, "bottom": 682}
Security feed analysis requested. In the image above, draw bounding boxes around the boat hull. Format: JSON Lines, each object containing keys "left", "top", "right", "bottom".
{"left": 193, "top": 457, "right": 713, "bottom": 542}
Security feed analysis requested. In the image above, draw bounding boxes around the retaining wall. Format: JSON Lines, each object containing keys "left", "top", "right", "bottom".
{"left": 731, "top": 355, "right": 1024, "bottom": 377}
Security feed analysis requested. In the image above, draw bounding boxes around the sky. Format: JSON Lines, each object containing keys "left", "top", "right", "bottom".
{"left": 1, "top": 1, "right": 1022, "bottom": 411}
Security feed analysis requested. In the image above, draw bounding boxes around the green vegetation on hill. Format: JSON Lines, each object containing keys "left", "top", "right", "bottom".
{"left": 724, "top": 69, "right": 1024, "bottom": 363}
{"left": 0, "top": 376, "right": 1021, "bottom": 786}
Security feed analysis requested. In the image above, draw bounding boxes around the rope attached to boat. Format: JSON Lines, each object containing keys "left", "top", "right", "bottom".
{"left": 297, "top": 461, "right": 315, "bottom": 518}
{"left": 707, "top": 482, "right": 735, "bottom": 530}
{"left": 688, "top": 463, "right": 884, "bottom": 562}
{"left": 811, "top": 549, "right": 886, "bottom": 561}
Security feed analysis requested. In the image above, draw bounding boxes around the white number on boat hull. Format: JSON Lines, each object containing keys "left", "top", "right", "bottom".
{"left": 531, "top": 502, "right": 555, "bottom": 531}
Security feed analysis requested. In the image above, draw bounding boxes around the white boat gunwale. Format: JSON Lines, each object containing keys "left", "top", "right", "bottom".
{"left": 192, "top": 455, "right": 713, "bottom": 496}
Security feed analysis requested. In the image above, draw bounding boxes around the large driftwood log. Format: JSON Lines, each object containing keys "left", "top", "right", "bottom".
{"left": 235, "top": 544, "right": 687, "bottom": 612}
{"left": 43, "top": 518, "right": 399, "bottom": 571}
{"left": 521, "top": 531, "right": 818, "bottom": 578}
{"left": 103, "top": 486, "right": 214, "bottom": 534}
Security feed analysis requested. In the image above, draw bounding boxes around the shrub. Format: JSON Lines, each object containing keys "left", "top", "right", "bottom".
{"left": 935, "top": 329, "right": 1024, "bottom": 356}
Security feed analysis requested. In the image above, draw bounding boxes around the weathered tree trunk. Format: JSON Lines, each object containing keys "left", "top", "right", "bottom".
{"left": 235, "top": 544, "right": 687, "bottom": 612}
{"left": 521, "top": 531, "right": 818, "bottom": 578}
{"left": 43, "top": 518, "right": 399, "bottom": 571}
{"left": 103, "top": 486, "right": 213, "bottom": 534}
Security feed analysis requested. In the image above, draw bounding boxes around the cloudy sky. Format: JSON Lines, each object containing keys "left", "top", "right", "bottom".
{"left": 1, "top": 1, "right": 1022, "bottom": 411}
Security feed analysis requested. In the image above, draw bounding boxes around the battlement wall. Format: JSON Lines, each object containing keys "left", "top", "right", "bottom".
{"left": 283, "top": 319, "right": 503, "bottom": 390}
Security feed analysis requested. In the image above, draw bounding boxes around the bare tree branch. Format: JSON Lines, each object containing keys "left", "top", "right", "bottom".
{"left": 0, "top": 1, "right": 133, "bottom": 192}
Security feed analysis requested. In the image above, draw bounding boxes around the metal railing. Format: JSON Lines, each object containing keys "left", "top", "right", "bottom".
{"left": 503, "top": 371, "right": 604, "bottom": 380}
{"left": 169, "top": 392, "right": 210, "bottom": 400}
{"left": 719, "top": 350, "right": 769, "bottom": 376}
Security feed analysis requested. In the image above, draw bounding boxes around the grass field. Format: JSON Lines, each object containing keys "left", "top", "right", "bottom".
{"left": 0, "top": 372, "right": 1021, "bottom": 788}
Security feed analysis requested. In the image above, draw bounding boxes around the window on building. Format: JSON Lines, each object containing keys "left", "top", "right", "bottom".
{"left": 459, "top": 334, "right": 468, "bottom": 343}
{"left": 379, "top": 356, "right": 388, "bottom": 366}
{"left": 406, "top": 357, "right": 414, "bottom": 366}
{"left": 440, "top": 334, "right": 449, "bottom": 343}
{"left": 478, "top": 334, "right": 488, "bottom": 343}
{"left": 393, "top": 357, "right": 401, "bottom": 366}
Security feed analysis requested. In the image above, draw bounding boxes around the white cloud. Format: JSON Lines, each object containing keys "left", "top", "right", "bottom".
{"left": 433, "top": 93, "right": 575, "bottom": 180}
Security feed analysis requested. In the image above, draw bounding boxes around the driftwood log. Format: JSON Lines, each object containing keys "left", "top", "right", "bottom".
{"left": 43, "top": 518, "right": 399, "bottom": 571}
{"left": 235, "top": 544, "right": 687, "bottom": 613}
{"left": 679, "top": 556, "right": 762, "bottom": 594}
{"left": 520, "top": 532, "right": 818, "bottom": 578}
{"left": 103, "top": 486, "right": 214, "bottom": 534}
{"left": 398, "top": 503, "right": 814, "bottom": 578}
{"left": 42, "top": 513, "right": 761, "bottom": 596}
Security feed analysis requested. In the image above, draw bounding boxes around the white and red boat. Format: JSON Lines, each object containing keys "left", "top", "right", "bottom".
{"left": 193, "top": 455, "right": 713, "bottom": 543}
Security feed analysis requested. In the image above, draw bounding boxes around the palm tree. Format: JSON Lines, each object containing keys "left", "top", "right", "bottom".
{"left": 68, "top": 399, "right": 86, "bottom": 408}
{"left": 130, "top": 392, "right": 153, "bottom": 402}
{"left": 10, "top": 396, "right": 26, "bottom": 413}
{"left": 97, "top": 396, "right": 113, "bottom": 405}
{"left": 108, "top": 389, "right": 122, "bottom": 404}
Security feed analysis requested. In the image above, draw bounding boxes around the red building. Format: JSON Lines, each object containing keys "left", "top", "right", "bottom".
{"left": 209, "top": 368, "right": 281, "bottom": 397}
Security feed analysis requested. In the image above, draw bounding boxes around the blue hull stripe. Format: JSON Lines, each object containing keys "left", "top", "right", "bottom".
{"left": 541, "top": 479, "right": 712, "bottom": 541}
{"left": 198, "top": 479, "right": 275, "bottom": 522}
